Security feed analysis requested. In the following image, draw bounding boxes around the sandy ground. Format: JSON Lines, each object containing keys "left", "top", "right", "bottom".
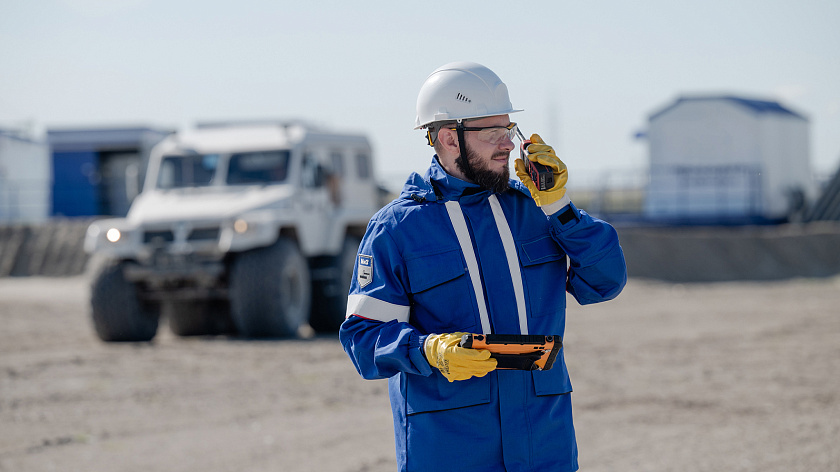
{"left": 1, "top": 276, "right": 838, "bottom": 472}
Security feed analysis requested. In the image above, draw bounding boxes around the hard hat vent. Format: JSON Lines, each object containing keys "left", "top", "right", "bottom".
{"left": 456, "top": 93, "right": 471, "bottom": 103}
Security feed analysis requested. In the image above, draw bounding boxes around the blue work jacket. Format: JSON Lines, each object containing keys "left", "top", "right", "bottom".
{"left": 340, "top": 157, "right": 626, "bottom": 472}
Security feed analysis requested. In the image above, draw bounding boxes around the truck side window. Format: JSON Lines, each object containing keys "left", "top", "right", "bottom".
{"left": 327, "top": 151, "right": 343, "bottom": 206}
{"left": 356, "top": 153, "right": 371, "bottom": 180}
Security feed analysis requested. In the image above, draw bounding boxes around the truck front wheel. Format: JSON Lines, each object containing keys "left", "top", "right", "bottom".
{"left": 229, "top": 238, "right": 311, "bottom": 338}
{"left": 90, "top": 259, "right": 160, "bottom": 342}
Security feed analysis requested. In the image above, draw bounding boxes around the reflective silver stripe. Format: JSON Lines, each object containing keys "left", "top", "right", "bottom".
{"left": 488, "top": 195, "right": 528, "bottom": 335}
{"left": 444, "top": 201, "right": 492, "bottom": 334}
{"left": 345, "top": 294, "right": 410, "bottom": 323}
{"left": 565, "top": 253, "right": 569, "bottom": 279}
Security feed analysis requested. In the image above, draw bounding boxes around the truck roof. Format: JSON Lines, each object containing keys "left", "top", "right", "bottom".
{"left": 157, "top": 123, "right": 370, "bottom": 155}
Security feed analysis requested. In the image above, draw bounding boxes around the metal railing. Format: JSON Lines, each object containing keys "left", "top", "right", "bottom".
{"left": 644, "top": 165, "right": 763, "bottom": 218}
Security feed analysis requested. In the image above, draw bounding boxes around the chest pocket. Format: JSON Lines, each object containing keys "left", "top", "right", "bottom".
{"left": 404, "top": 247, "right": 479, "bottom": 333}
{"left": 518, "top": 235, "right": 567, "bottom": 318}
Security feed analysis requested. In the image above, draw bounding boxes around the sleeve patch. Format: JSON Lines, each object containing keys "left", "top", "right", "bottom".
{"left": 357, "top": 255, "right": 373, "bottom": 288}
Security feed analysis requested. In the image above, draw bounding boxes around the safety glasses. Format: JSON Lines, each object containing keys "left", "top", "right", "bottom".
{"left": 451, "top": 122, "right": 519, "bottom": 145}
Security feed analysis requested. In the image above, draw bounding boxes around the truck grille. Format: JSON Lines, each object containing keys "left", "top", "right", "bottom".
{"left": 142, "top": 226, "right": 220, "bottom": 246}
{"left": 143, "top": 230, "right": 174, "bottom": 243}
{"left": 188, "top": 227, "right": 220, "bottom": 241}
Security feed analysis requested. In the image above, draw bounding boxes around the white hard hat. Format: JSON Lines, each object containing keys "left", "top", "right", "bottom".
{"left": 414, "top": 61, "right": 523, "bottom": 129}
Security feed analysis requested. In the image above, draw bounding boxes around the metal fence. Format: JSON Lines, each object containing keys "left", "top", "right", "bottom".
{"left": 644, "top": 165, "right": 763, "bottom": 218}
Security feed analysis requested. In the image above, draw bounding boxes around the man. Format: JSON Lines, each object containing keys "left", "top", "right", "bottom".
{"left": 340, "top": 61, "right": 626, "bottom": 472}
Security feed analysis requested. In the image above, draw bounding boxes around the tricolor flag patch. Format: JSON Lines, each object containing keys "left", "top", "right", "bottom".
{"left": 357, "top": 255, "right": 373, "bottom": 288}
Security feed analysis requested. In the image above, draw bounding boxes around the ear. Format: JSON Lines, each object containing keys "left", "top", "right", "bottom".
{"left": 437, "top": 127, "right": 460, "bottom": 157}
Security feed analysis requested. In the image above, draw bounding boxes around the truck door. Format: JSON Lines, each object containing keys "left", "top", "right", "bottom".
{"left": 296, "top": 149, "right": 333, "bottom": 254}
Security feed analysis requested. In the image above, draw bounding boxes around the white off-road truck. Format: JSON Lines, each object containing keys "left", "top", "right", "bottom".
{"left": 84, "top": 122, "right": 382, "bottom": 342}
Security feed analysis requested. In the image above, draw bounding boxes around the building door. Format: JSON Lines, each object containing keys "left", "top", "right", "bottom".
{"left": 51, "top": 151, "right": 98, "bottom": 217}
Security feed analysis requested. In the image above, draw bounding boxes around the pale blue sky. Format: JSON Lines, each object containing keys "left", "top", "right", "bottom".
{"left": 2, "top": 0, "right": 838, "bottom": 190}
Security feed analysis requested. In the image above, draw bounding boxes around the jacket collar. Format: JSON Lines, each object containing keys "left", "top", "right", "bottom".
{"left": 399, "top": 156, "right": 530, "bottom": 203}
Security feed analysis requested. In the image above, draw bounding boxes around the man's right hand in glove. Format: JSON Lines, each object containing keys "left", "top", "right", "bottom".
{"left": 424, "top": 332, "right": 497, "bottom": 382}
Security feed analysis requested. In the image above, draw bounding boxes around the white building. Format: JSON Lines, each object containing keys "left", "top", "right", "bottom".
{"left": 0, "top": 129, "right": 51, "bottom": 222}
{"left": 643, "top": 95, "right": 811, "bottom": 224}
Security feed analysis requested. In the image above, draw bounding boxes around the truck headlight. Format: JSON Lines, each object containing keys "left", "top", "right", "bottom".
{"left": 84, "top": 220, "right": 136, "bottom": 255}
{"left": 106, "top": 228, "right": 122, "bottom": 242}
{"left": 220, "top": 213, "right": 276, "bottom": 251}
{"left": 233, "top": 219, "right": 249, "bottom": 234}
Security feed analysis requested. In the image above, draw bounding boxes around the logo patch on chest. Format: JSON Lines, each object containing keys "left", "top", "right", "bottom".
{"left": 357, "top": 255, "right": 373, "bottom": 288}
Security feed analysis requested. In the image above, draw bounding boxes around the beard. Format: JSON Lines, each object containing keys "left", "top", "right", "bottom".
{"left": 455, "top": 145, "right": 510, "bottom": 194}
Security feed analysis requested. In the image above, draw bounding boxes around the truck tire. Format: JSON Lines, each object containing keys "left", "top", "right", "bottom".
{"left": 167, "top": 300, "right": 233, "bottom": 337}
{"left": 309, "top": 235, "right": 360, "bottom": 333}
{"left": 90, "top": 259, "right": 160, "bottom": 342}
{"left": 229, "top": 238, "right": 311, "bottom": 338}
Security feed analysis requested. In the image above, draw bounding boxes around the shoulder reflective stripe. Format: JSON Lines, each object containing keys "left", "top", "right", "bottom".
{"left": 345, "top": 294, "right": 410, "bottom": 323}
{"left": 488, "top": 195, "right": 529, "bottom": 335}
{"left": 444, "top": 201, "right": 492, "bottom": 334}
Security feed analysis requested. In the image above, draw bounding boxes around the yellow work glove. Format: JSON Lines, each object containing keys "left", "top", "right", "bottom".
{"left": 514, "top": 133, "right": 569, "bottom": 207}
{"left": 424, "top": 332, "right": 497, "bottom": 382}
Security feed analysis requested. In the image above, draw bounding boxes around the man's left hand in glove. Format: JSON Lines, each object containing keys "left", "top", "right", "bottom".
{"left": 514, "top": 133, "right": 570, "bottom": 215}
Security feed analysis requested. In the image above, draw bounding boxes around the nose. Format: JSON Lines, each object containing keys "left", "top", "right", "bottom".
{"left": 499, "top": 135, "right": 515, "bottom": 152}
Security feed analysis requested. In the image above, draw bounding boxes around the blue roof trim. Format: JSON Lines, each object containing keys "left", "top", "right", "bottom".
{"left": 727, "top": 97, "right": 801, "bottom": 116}
{"left": 650, "top": 96, "right": 806, "bottom": 121}
{"left": 46, "top": 126, "right": 175, "bottom": 152}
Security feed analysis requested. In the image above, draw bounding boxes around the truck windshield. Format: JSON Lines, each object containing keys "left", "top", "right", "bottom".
{"left": 158, "top": 154, "right": 219, "bottom": 189}
{"left": 227, "top": 150, "right": 290, "bottom": 185}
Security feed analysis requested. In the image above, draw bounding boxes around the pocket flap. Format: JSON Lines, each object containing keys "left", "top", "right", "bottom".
{"left": 405, "top": 372, "right": 491, "bottom": 415}
{"left": 405, "top": 248, "right": 465, "bottom": 293}
{"left": 519, "top": 236, "right": 564, "bottom": 266}
{"left": 532, "top": 353, "right": 573, "bottom": 395}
